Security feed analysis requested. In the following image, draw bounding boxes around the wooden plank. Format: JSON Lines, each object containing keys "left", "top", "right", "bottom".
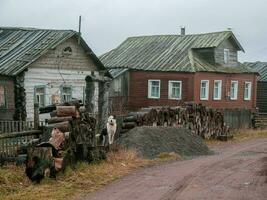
{"left": 0, "top": 130, "right": 42, "bottom": 139}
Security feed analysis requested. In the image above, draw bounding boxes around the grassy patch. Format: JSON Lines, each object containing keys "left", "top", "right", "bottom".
{"left": 155, "top": 152, "right": 182, "bottom": 161}
{"left": 0, "top": 148, "right": 153, "bottom": 200}
{"left": 205, "top": 129, "right": 267, "bottom": 146}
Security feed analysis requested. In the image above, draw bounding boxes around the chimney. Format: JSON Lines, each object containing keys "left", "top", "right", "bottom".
{"left": 180, "top": 27, "right": 185, "bottom": 36}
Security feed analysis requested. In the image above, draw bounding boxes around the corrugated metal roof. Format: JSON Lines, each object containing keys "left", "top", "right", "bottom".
{"left": 0, "top": 27, "right": 105, "bottom": 76}
{"left": 100, "top": 31, "right": 252, "bottom": 74}
{"left": 244, "top": 62, "right": 267, "bottom": 81}
{"left": 108, "top": 68, "right": 129, "bottom": 78}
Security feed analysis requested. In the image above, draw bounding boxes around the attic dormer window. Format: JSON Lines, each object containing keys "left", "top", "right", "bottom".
{"left": 224, "top": 49, "right": 230, "bottom": 64}
{"left": 62, "top": 46, "right": 72, "bottom": 56}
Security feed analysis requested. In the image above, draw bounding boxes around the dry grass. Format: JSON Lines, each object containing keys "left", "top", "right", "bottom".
{"left": 155, "top": 152, "right": 183, "bottom": 161}
{"left": 0, "top": 147, "right": 152, "bottom": 200}
{"left": 205, "top": 129, "right": 267, "bottom": 146}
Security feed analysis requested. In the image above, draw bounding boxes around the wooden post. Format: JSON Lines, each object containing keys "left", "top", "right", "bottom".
{"left": 34, "top": 103, "right": 39, "bottom": 130}
{"left": 85, "top": 75, "right": 95, "bottom": 113}
{"left": 97, "top": 80, "right": 110, "bottom": 132}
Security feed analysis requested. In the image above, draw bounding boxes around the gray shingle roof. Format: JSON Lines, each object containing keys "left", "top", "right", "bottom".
{"left": 101, "top": 31, "right": 253, "bottom": 74}
{"left": 0, "top": 27, "right": 105, "bottom": 76}
{"left": 244, "top": 62, "right": 267, "bottom": 81}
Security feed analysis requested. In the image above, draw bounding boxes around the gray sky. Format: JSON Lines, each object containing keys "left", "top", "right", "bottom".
{"left": 0, "top": 0, "right": 267, "bottom": 62}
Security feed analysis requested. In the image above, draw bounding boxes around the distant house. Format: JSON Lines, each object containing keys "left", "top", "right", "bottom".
{"left": 100, "top": 30, "right": 257, "bottom": 112}
{"left": 0, "top": 27, "right": 108, "bottom": 121}
{"left": 244, "top": 62, "right": 267, "bottom": 113}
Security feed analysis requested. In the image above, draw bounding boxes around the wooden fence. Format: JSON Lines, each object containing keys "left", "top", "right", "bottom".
{"left": 0, "top": 130, "right": 42, "bottom": 163}
{"left": 0, "top": 120, "right": 47, "bottom": 134}
{"left": 223, "top": 108, "right": 252, "bottom": 129}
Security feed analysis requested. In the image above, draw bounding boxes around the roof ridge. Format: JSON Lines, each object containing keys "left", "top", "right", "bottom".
{"left": 0, "top": 26, "right": 76, "bottom": 32}
{"left": 126, "top": 30, "right": 232, "bottom": 39}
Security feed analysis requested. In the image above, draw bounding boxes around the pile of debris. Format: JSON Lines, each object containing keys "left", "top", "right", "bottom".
{"left": 121, "top": 104, "right": 230, "bottom": 139}
{"left": 25, "top": 101, "right": 105, "bottom": 182}
{"left": 116, "top": 127, "right": 212, "bottom": 158}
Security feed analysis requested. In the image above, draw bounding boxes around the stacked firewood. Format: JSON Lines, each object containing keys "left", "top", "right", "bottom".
{"left": 121, "top": 104, "right": 230, "bottom": 139}
{"left": 26, "top": 101, "right": 105, "bottom": 182}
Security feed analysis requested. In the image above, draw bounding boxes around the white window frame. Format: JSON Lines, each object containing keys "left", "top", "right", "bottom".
{"left": 168, "top": 80, "right": 182, "bottom": 100}
{"left": 148, "top": 79, "right": 160, "bottom": 99}
{"left": 244, "top": 81, "right": 252, "bottom": 100}
{"left": 34, "top": 85, "right": 46, "bottom": 107}
{"left": 213, "top": 80, "right": 222, "bottom": 100}
{"left": 224, "top": 49, "right": 230, "bottom": 64}
{"left": 230, "top": 81, "right": 238, "bottom": 100}
{"left": 61, "top": 85, "right": 72, "bottom": 103}
{"left": 200, "top": 80, "right": 209, "bottom": 100}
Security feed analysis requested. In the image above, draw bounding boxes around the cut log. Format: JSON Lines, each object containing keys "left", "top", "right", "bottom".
{"left": 56, "top": 106, "right": 77, "bottom": 117}
{"left": 46, "top": 121, "right": 70, "bottom": 133}
{"left": 47, "top": 117, "right": 73, "bottom": 124}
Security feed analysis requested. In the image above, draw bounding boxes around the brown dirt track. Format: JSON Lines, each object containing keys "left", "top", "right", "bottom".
{"left": 81, "top": 137, "right": 267, "bottom": 200}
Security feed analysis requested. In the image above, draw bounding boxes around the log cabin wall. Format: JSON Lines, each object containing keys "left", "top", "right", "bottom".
{"left": 128, "top": 71, "right": 195, "bottom": 110}
{"left": 0, "top": 75, "right": 15, "bottom": 120}
{"left": 24, "top": 37, "right": 100, "bottom": 120}
{"left": 194, "top": 72, "right": 257, "bottom": 109}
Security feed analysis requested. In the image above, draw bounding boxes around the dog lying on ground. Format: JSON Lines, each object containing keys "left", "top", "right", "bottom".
{"left": 99, "top": 115, "right": 117, "bottom": 146}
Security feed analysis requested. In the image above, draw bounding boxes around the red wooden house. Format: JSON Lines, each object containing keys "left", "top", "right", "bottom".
{"left": 100, "top": 30, "right": 257, "bottom": 111}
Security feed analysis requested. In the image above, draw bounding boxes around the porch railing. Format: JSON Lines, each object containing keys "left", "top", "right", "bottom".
{"left": 0, "top": 121, "right": 47, "bottom": 134}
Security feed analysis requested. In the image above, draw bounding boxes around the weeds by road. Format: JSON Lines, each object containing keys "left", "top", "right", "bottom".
{"left": 1, "top": 129, "right": 266, "bottom": 200}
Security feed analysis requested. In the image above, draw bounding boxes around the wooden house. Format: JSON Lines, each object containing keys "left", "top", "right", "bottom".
{"left": 0, "top": 27, "right": 108, "bottom": 121}
{"left": 100, "top": 30, "right": 257, "bottom": 112}
{"left": 244, "top": 62, "right": 267, "bottom": 113}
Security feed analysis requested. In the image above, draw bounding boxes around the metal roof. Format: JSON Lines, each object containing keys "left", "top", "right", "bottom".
{"left": 0, "top": 27, "right": 105, "bottom": 76}
{"left": 100, "top": 31, "right": 252, "bottom": 74}
{"left": 108, "top": 68, "right": 129, "bottom": 78}
{"left": 244, "top": 62, "right": 267, "bottom": 81}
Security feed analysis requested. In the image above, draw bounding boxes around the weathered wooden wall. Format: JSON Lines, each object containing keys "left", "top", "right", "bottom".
{"left": 214, "top": 38, "right": 238, "bottom": 67}
{"left": 223, "top": 108, "right": 252, "bottom": 129}
{"left": 0, "top": 75, "right": 15, "bottom": 120}
{"left": 256, "top": 81, "right": 267, "bottom": 113}
{"left": 24, "top": 37, "right": 100, "bottom": 120}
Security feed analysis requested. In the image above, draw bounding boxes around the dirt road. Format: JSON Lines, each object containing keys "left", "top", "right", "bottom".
{"left": 83, "top": 138, "right": 267, "bottom": 200}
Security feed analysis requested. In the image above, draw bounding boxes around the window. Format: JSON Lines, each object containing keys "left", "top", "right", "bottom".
{"left": 213, "top": 80, "right": 222, "bottom": 100}
{"left": 230, "top": 81, "right": 238, "bottom": 100}
{"left": 0, "top": 85, "right": 6, "bottom": 108}
{"left": 34, "top": 86, "right": 45, "bottom": 107}
{"left": 168, "top": 81, "right": 182, "bottom": 100}
{"left": 244, "top": 82, "right": 252, "bottom": 100}
{"left": 62, "top": 46, "right": 72, "bottom": 55}
{"left": 200, "top": 80, "right": 209, "bottom": 100}
{"left": 61, "top": 86, "right": 72, "bottom": 102}
{"left": 114, "top": 78, "right": 121, "bottom": 93}
{"left": 224, "top": 49, "right": 230, "bottom": 64}
{"left": 148, "top": 80, "right": 160, "bottom": 99}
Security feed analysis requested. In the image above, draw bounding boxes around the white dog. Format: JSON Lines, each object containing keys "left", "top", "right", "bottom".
{"left": 107, "top": 115, "right": 117, "bottom": 145}
{"left": 98, "top": 115, "right": 117, "bottom": 146}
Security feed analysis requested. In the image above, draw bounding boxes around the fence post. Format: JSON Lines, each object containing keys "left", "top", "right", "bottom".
{"left": 34, "top": 103, "right": 39, "bottom": 130}
{"left": 85, "top": 75, "right": 95, "bottom": 113}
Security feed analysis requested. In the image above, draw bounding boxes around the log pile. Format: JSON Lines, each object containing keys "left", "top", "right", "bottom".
{"left": 26, "top": 101, "right": 105, "bottom": 182}
{"left": 121, "top": 104, "right": 230, "bottom": 139}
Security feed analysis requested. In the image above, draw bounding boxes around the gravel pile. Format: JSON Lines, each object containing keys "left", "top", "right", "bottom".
{"left": 116, "top": 127, "right": 212, "bottom": 158}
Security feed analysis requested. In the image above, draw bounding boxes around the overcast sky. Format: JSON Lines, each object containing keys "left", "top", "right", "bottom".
{"left": 0, "top": 0, "right": 267, "bottom": 62}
